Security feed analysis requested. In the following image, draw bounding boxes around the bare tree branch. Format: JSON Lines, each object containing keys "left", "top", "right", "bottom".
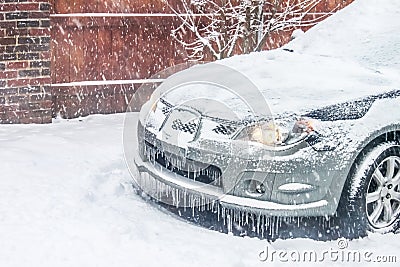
{"left": 166, "top": 0, "right": 333, "bottom": 60}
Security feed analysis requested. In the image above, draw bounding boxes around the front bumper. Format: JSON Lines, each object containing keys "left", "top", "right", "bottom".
{"left": 131, "top": 122, "right": 348, "bottom": 217}
{"left": 133, "top": 151, "right": 333, "bottom": 217}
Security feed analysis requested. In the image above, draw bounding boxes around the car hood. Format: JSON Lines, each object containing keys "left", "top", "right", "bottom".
{"left": 153, "top": 51, "right": 398, "bottom": 121}
{"left": 149, "top": 0, "right": 400, "bottom": 121}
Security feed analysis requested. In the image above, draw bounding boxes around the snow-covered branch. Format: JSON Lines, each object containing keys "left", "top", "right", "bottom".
{"left": 167, "top": 0, "right": 330, "bottom": 60}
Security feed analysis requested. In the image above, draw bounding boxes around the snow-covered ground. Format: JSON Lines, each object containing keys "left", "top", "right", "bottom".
{"left": 0, "top": 113, "right": 398, "bottom": 266}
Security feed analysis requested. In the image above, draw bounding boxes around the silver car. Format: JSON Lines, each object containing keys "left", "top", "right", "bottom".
{"left": 125, "top": 0, "right": 400, "bottom": 237}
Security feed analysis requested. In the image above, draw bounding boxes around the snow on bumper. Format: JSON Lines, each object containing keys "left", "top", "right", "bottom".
{"left": 132, "top": 149, "right": 337, "bottom": 217}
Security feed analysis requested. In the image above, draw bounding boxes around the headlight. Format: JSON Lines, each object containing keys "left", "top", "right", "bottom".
{"left": 235, "top": 118, "right": 315, "bottom": 147}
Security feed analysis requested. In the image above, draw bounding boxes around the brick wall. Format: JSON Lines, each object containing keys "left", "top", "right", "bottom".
{"left": 50, "top": 0, "right": 353, "bottom": 120}
{"left": 0, "top": 0, "right": 52, "bottom": 124}
{"left": 1, "top": 0, "right": 353, "bottom": 123}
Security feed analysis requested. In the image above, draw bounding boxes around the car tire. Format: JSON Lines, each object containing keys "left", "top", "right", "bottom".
{"left": 337, "top": 142, "right": 400, "bottom": 238}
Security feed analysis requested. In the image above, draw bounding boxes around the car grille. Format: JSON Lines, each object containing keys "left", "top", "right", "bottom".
{"left": 171, "top": 118, "right": 198, "bottom": 134}
{"left": 160, "top": 98, "right": 173, "bottom": 115}
{"left": 141, "top": 140, "right": 222, "bottom": 187}
{"left": 157, "top": 98, "right": 240, "bottom": 136}
{"left": 212, "top": 123, "right": 237, "bottom": 135}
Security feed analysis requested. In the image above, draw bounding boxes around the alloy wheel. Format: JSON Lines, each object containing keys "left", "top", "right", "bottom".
{"left": 366, "top": 156, "right": 400, "bottom": 229}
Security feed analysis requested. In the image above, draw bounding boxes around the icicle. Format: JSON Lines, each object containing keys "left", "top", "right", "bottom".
{"left": 175, "top": 188, "right": 179, "bottom": 208}
{"left": 252, "top": 213, "right": 255, "bottom": 232}
{"left": 269, "top": 217, "right": 272, "bottom": 236}
{"left": 222, "top": 207, "right": 226, "bottom": 226}
{"left": 256, "top": 213, "right": 261, "bottom": 235}
{"left": 183, "top": 190, "right": 187, "bottom": 211}
{"left": 191, "top": 197, "right": 195, "bottom": 217}
{"left": 228, "top": 209, "right": 233, "bottom": 233}
{"left": 171, "top": 188, "right": 175, "bottom": 206}
{"left": 260, "top": 215, "right": 265, "bottom": 238}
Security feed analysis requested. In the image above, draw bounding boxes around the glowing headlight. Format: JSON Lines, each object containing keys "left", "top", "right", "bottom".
{"left": 235, "top": 118, "right": 315, "bottom": 147}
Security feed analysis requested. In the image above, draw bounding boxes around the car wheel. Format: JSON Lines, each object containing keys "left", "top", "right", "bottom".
{"left": 338, "top": 142, "right": 400, "bottom": 237}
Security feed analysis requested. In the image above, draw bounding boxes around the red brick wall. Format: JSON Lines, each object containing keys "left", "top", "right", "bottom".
{"left": 50, "top": 0, "right": 353, "bottom": 120}
{"left": 50, "top": 14, "right": 185, "bottom": 118}
{"left": 1, "top": 0, "right": 353, "bottom": 123}
{"left": 51, "top": 0, "right": 353, "bottom": 84}
{"left": 0, "top": 0, "right": 52, "bottom": 124}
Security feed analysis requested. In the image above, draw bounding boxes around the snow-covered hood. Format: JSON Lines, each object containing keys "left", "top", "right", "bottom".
{"left": 154, "top": 51, "right": 397, "bottom": 120}
{"left": 150, "top": 0, "right": 400, "bottom": 121}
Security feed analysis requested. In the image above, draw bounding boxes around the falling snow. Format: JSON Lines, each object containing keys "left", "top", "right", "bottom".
{"left": 2, "top": 0, "right": 400, "bottom": 266}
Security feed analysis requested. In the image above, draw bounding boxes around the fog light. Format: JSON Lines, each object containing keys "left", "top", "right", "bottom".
{"left": 278, "top": 183, "right": 314, "bottom": 193}
{"left": 246, "top": 180, "right": 266, "bottom": 196}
